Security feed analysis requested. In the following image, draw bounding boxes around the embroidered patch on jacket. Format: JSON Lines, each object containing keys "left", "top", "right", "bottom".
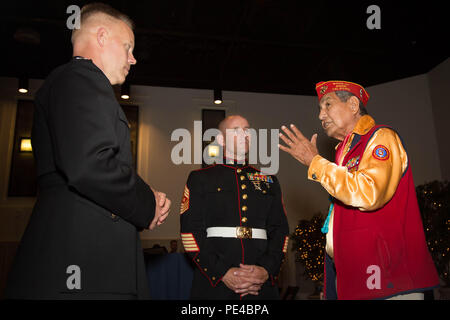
{"left": 345, "top": 155, "right": 360, "bottom": 173}
{"left": 372, "top": 145, "right": 390, "bottom": 161}
{"left": 180, "top": 185, "right": 190, "bottom": 215}
{"left": 181, "top": 233, "right": 199, "bottom": 252}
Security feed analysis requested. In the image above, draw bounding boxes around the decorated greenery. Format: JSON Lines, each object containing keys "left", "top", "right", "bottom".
{"left": 290, "top": 213, "right": 326, "bottom": 282}
{"left": 416, "top": 180, "right": 450, "bottom": 286}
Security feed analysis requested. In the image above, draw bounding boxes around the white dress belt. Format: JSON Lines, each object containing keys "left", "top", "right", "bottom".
{"left": 206, "top": 227, "right": 267, "bottom": 239}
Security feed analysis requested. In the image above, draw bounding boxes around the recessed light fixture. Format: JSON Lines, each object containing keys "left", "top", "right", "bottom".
{"left": 18, "top": 78, "right": 29, "bottom": 94}
{"left": 121, "top": 83, "right": 130, "bottom": 100}
{"left": 214, "top": 89, "right": 222, "bottom": 104}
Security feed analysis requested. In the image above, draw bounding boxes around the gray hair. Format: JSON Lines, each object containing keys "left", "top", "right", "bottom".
{"left": 335, "top": 91, "right": 369, "bottom": 116}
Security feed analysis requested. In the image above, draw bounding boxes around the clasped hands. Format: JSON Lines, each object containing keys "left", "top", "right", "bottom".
{"left": 149, "top": 188, "right": 171, "bottom": 230}
{"left": 145, "top": 124, "right": 315, "bottom": 291}
{"left": 222, "top": 264, "right": 269, "bottom": 297}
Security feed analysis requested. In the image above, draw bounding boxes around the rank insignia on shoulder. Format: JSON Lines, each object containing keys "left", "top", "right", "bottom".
{"left": 372, "top": 145, "right": 390, "bottom": 161}
{"left": 180, "top": 185, "right": 190, "bottom": 215}
{"left": 246, "top": 173, "right": 273, "bottom": 183}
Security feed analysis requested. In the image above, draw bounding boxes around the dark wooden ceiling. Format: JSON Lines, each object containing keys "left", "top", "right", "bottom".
{"left": 1, "top": 0, "right": 448, "bottom": 95}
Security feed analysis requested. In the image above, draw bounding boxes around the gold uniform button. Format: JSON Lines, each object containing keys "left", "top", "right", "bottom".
{"left": 237, "top": 169, "right": 242, "bottom": 173}
{"left": 242, "top": 194, "right": 248, "bottom": 200}
{"left": 204, "top": 268, "right": 208, "bottom": 272}
{"left": 111, "top": 213, "right": 116, "bottom": 218}
{"left": 217, "top": 187, "right": 221, "bottom": 192}
{"left": 242, "top": 206, "right": 248, "bottom": 211}
{"left": 240, "top": 175, "right": 245, "bottom": 181}
{"left": 241, "top": 217, "right": 248, "bottom": 223}
{"left": 212, "top": 277, "right": 216, "bottom": 281}
{"left": 262, "top": 190, "right": 267, "bottom": 194}
{"left": 241, "top": 184, "right": 246, "bottom": 190}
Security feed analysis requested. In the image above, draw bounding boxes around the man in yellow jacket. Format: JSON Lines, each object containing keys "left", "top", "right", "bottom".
{"left": 279, "top": 80, "right": 439, "bottom": 300}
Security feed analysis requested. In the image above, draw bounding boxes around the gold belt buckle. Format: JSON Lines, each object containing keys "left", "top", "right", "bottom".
{"left": 236, "top": 226, "right": 252, "bottom": 239}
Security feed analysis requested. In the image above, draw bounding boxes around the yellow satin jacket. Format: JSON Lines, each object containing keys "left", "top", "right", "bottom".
{"left": 307, "top": 115, "right": 408, "bottom": 258}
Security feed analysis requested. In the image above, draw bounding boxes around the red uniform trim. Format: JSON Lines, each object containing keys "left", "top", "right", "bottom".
{"left": 192, "top": 252, "right": 223, "bottom": 288}
{"left": 280, "top": 190, "right": 288, "bottom": 217}
{"left": 233, "top": 168, "right": 245, "bottom": 264}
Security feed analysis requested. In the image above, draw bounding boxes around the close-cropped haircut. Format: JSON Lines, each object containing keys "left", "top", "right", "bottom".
{"left": 71, "top": 2, "right": 134, "bottom": 42}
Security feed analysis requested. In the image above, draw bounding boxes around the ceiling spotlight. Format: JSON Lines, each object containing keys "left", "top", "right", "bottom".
{"left": 121, "top": 83, "right": 130, "bottom": 100}
{"left": 18, "top": 77, "right": 28, "bottom": 94}
{"left": 214, "top": 89, "right": 222, "bottom": 104}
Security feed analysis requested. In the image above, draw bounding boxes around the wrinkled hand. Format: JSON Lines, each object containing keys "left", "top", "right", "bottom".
{"left": 222, "top": 264, "right": 268, "bottom": 297}
{"left": 222, "top": 267, "right": 245, "bottom": 293}
{"left": 148, "top": 188, "right": 171, "bottom": 230}
{"left": 234, "top": 264, "right": 268, "bottom": 296}
{"left": 278, "top": 124, "right": 319, "bottom": 166}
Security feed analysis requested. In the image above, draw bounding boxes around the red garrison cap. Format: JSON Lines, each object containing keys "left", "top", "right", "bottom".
{"left": 315, "top": 80, "right": 370, "bottom": 106}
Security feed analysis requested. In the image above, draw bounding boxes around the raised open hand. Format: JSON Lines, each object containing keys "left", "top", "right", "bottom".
{"left": 279, "top": 124, "right": 319, "bottom": 166}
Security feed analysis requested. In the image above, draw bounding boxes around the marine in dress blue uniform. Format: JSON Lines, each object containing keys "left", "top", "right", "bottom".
{"left": 180, "top": 159, "right": 289, "bottom": 299}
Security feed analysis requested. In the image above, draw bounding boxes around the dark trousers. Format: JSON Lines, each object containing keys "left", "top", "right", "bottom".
{"left": 325, "top": 253, "right": 338, "bottom": 300}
